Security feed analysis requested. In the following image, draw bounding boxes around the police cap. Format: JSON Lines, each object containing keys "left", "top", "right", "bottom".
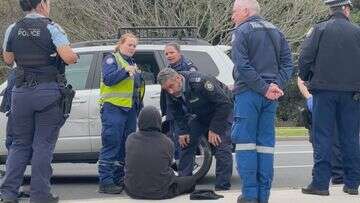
{"left": 324, "top": 0, "right": 353, "bottom": 8}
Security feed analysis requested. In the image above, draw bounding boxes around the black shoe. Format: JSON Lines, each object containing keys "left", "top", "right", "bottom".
{"left": 1, "top": 198, "right": 18, "bottom": 203}
{"left": 301, "top": 185, "right": 329, "bottom": 196}
{"left": 30, "top": 195, "right": 59, "bottom": 203}
{"left": 343, "top": 186, "right": 359, "bottom": 195}
{"left": 189, "top": 189, "right": 224, "bottom": 200}
{"left": 237, "top": 195, "right": 258, "bottom": 203}
{"left": 331, "top": 178, "right": 344, "bottom": 185}
{"left": 98, "top": 184, "right": 124, "bottom": 194}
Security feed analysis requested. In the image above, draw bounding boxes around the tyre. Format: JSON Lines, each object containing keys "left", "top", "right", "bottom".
{"left": 192, "top": 135, "right": 213, "bottom": 181}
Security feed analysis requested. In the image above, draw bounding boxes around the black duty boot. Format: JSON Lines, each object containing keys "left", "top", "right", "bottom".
{"left": 237, "top": 195, "right": 259, "bottom": 203}
{"left": 301, "top": 185, "right": 329, "bottom": 196}
{"left": 98, "top": 183, "right": 124, "bottom": 194}
{"left": 343, "top": 186, "right": 359, "bottom": 195}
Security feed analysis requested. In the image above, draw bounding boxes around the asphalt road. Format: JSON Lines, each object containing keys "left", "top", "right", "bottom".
{"left": 1, "top": 140, "right": 315, "bottom": 201}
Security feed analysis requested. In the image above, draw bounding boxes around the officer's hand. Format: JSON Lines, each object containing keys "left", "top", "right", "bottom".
{"left": 208, "top": 130, "right": 222, "bottom": 147}
{"left": 125, "top": 65, "right": 140, "bottom": 77}
{"left": 179, "top": 134, "right": 190, "bottom": 148}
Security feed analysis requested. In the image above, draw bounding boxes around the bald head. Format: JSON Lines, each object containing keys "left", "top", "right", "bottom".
{"left": 234, "top": 0, "right": 261, "bottom": 15}
{"left": 232, "top": 0, "right": 261, "bottom": 25}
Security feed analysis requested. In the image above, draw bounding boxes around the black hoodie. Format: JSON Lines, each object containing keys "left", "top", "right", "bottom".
{"left": 125, "top": 106, "right": 175, "bottom": 199}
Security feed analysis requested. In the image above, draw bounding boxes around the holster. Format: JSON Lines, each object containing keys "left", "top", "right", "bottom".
{"left": 59, "top": 83, "right": 75, "bottom": 119}
{"left": 14, "top": 67, "right": 25, "bottom": 88}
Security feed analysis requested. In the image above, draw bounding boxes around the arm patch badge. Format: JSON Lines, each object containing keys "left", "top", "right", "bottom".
{"left": 204, "top": 81, "right": 214, "bottom": 91}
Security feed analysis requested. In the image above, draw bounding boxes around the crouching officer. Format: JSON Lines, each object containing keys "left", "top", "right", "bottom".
{"left": 0, "top": 0, "right": 78, "bottom": 202}
{"left": 157, "top": 68, "right": 233, "bottom": 190}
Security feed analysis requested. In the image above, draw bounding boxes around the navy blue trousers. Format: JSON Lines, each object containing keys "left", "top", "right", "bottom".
{"left": 98, "top": 103, "right": 137, "bottom": 186}
{"left": 178, "top": 118, "right": 233, "bottom": 189}
{"left": 0, "top": 83, "right": 64, "bottom": 202}
{"left": 311, "top": 90, "right": 360, "bottom": 190}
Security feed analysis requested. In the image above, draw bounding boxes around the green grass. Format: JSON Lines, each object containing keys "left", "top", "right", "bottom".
{"left": 276, "top": 127, "right": 308, "bottom": 138}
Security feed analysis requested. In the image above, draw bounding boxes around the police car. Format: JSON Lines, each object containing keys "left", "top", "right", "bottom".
{"left": 0, "top": 27, "right": 234, "bottom": 180}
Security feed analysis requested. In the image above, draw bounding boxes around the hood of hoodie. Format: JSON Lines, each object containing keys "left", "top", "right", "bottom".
{"left": 138, "top": 106, "right": 162, "bottom": 132}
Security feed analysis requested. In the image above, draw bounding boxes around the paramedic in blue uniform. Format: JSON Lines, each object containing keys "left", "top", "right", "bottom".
{"left": 98, "top": 33, "right": 145, "bottom": 194}
{"left": 0, "top": 0, "right": 78, "bottom": 202}
{"left": 230, "top": 0, "right": 293, "bottom": 202}
{"left": 157, "top": 68, "right": 233, "bottom": 191}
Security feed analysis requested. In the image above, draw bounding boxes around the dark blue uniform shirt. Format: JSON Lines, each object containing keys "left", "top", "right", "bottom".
{"left": 231, "top": 15, "right": 293, "bottom": 95}
{"left": 167, "top": 71, "right": 233, "bottom": 136}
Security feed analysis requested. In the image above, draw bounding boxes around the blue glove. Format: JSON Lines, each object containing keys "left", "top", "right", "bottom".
{"left": 306, "top": 96, "right": 313, "bottom": 113}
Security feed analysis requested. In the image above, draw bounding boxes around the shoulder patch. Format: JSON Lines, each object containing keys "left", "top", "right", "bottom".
{"left": 189, "top": 67, "right": 197, "bottom": 72}
{"left": 53, "top": 23, "right": 66, "bottom": 34}
{"left": 250, "top": 21, "right": 276, "bottom": 29}
{"left": 306, "top": 27, "right": 314, "bottom": 38}
{"left": 204, "top": 81, "right": 214, "bottom": 91}
{"left": 106, "top": 57, "right": 115, "bottom": 65}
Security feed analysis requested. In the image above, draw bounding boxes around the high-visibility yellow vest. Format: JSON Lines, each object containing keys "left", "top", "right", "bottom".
{"left": 99, "top": 52, "right": 145, "bottom": 108}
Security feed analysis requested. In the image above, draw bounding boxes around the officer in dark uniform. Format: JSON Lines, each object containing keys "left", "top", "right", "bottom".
{"left": 299, "top": 0, "right": 360, "bottom": 196}
{"left": 0, "top": 0, "right": 78, "bottom": 202}
{"left": 160, "top": 42, "right": 198, "bottom": 160}
{"left": 157, "top": 68, "right": 233, "bottom": 191}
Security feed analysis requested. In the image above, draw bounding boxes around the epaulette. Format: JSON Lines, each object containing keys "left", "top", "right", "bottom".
{"left": 189, "top": 77, "right": 202, "bottom": 83}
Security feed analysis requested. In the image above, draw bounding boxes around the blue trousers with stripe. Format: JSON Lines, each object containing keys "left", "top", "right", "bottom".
{"left": 231, "top": 90, "right": 278, "bottom": 202}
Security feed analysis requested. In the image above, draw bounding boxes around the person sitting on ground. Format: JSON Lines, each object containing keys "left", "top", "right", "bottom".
{"left": 124, "top": 106, "right": 196, "bottom": 199}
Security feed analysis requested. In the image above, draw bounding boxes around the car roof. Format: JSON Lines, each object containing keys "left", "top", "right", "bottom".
{"left": 71, "top": 38, "right": 211, "bottom": 49}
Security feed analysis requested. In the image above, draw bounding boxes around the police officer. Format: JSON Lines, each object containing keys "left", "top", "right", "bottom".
{"left": 297, "top": 77, "right": 344, "bottom": 184}
{"left": 231, "top": 0, "right": 293, "bottom": 202}
{"left": 164, "top": 42, "right": 197, "bottom": 72}
{"left": 161, "top": 42, "right": 198, "bottom": 160}
{"left": 0, "top": 0, "right": 78, "bottom": 202}
{"left": 157, "top": 68, "right": 233, "bottom": 191}
{"left": 98, "top": 33, "right": 145, "bottom": 194}
{"left": 299, "top": 0, "right": 360, "bottom": 196}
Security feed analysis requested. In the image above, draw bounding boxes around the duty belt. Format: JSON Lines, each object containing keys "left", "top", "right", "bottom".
{"left": 20, "top": 74, "right": 58, "bottom": 87}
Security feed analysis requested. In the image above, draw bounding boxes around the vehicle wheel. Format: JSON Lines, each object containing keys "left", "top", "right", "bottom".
{"left": 192, "top": 135, "right": 213, "bottom": 181}
{"left": 171, "top": 136, "right": 213, "bottom": 182}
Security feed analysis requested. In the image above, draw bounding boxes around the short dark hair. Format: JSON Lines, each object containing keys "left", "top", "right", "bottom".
{"left": 19, "top": 0, "right": 46, "bottom": 12}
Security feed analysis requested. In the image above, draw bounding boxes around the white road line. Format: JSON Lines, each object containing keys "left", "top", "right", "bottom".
{"left": 275, "top": 151, "right": 313, "bottom": 154}
{"left": 276, "top": 145, "right": 311, "bottom": 147}
{"left": 275, "top": 165, "right": 313, "bottom": 169}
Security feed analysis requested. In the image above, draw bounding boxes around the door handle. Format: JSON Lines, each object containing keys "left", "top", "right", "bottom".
{"left": 150, "top": 92, "right": 161, "bottom": 98}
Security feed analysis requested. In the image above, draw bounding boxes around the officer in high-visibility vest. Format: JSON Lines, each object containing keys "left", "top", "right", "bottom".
{"left": 98, "top": 33, "right": 145, "bottom": 194}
